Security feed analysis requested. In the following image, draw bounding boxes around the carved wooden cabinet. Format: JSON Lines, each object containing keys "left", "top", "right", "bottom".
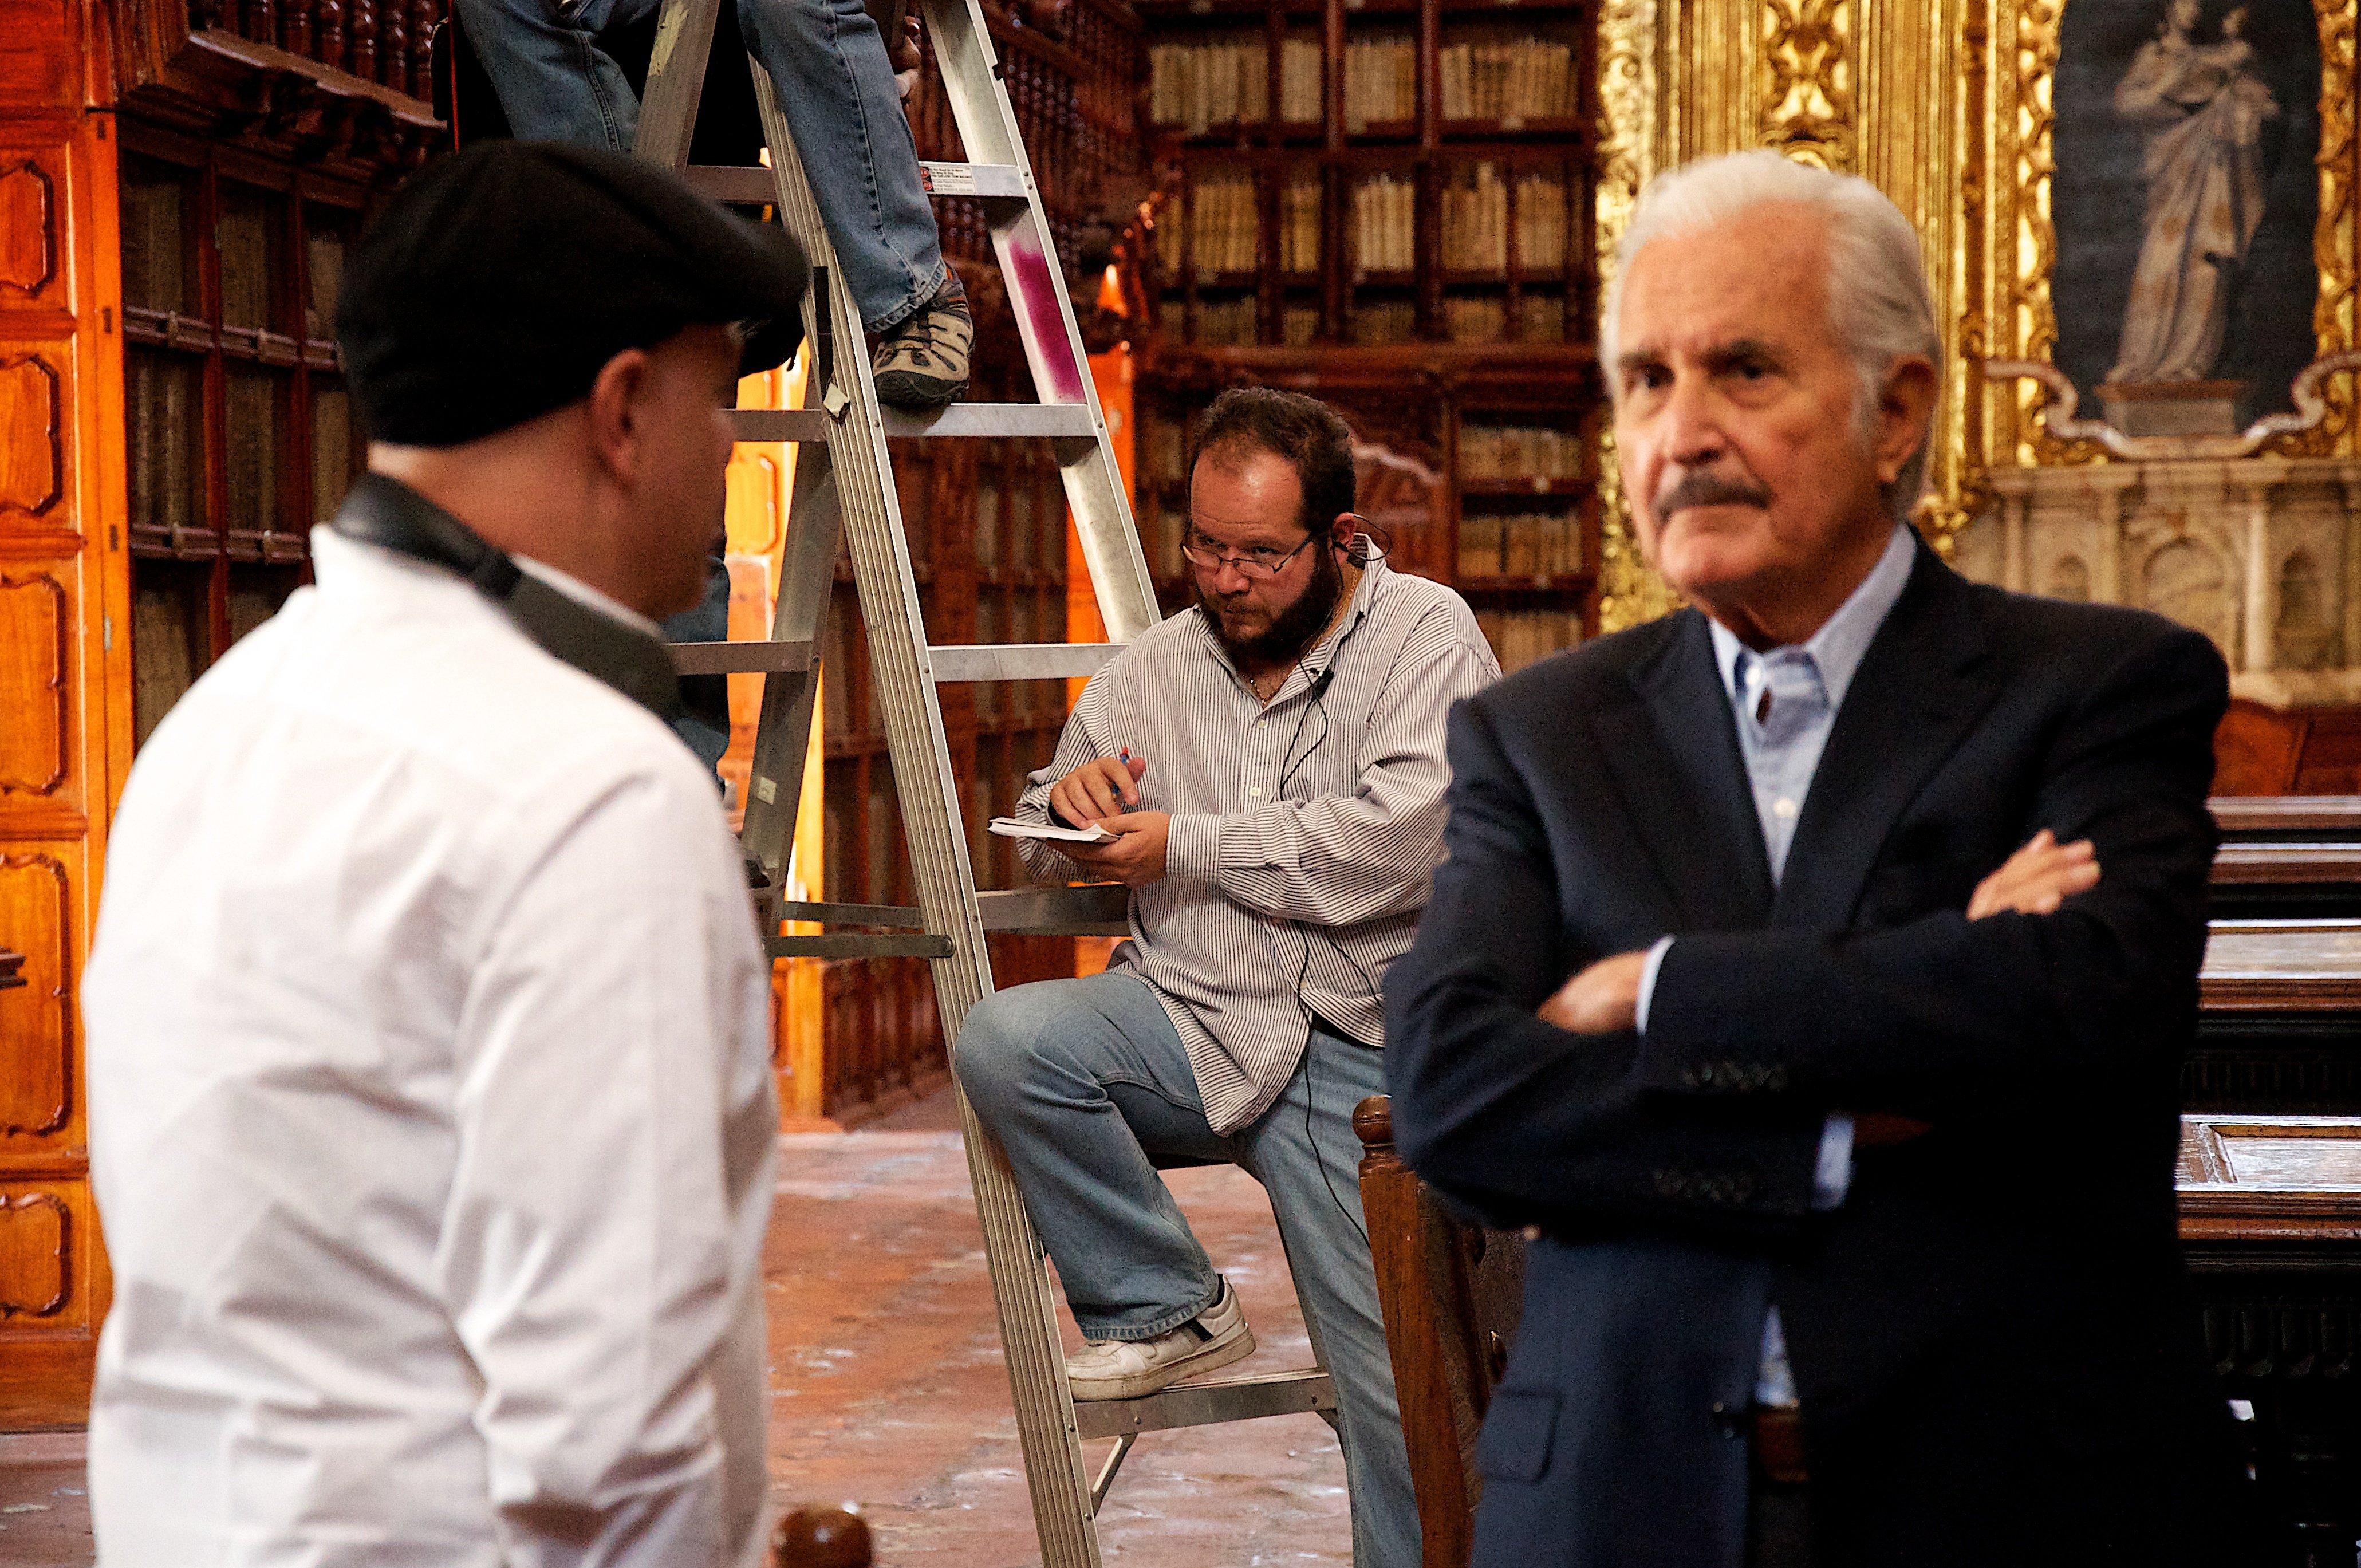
{"left": 0, "top": 0, "right": 439, "bottom": 1425}
{"left": 1, "top": 0, "right": 131, "bottom": 1429}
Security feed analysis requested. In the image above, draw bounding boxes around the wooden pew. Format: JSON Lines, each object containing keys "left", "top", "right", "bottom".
{"left": 1358, "top": 1101, "right": 2361, "bottom": 1568}
{"left": 2195, "top": 921, "right": 2361, "bottom": 1114}
{"left": 2180, "top": 1116, "right": 2361, "bottom": 1566}
{"left": 1353, "top": 1098, "right": 1524, "bottom": 1568}
{"left": 2212, "top": 796, "right": 2361, "bottom": 922}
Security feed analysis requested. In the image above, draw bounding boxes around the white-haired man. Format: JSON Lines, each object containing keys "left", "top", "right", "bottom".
{"left": 1385, "top": 149, "right": 2256, "bottom": 1566}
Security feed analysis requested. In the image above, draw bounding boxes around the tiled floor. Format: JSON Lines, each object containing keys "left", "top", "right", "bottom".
{"left": 0, "top": 1434, "right": 88, "bottom": 1567}
{"left": 0, "top": 1084, "right": 1353, "bottom": 1567}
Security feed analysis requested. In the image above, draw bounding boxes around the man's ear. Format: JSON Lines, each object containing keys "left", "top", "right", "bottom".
{"left": 1873, "top": 356, "right": 1938, "bottom": 485}
{"left": 584, "top": 346, "right": 655, "bottom": 487}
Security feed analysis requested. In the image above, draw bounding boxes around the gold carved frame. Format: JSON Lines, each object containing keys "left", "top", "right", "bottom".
{"left": 1591, "top": 0, "right": 2361, "bottom": 631}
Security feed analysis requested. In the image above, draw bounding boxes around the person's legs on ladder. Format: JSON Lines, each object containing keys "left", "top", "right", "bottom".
{"left": 455, "top": 0, "right": 971, "bottom": 407}
{"left": 452, "top": 0, "right": 659, "bottom": 148}
{"left": 953, "top": 971, "right": 1255, "bottom": 1398}
{"left": 1240, "top": 1022, "right": 1421, "bottom": 1568}
{"left": 735, "top": 0, "right": 972, "bottom": 407}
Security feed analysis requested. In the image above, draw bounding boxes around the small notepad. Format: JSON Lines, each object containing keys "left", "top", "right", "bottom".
{"left": 989, "top": 817, "right": 1117, "bottom": 845}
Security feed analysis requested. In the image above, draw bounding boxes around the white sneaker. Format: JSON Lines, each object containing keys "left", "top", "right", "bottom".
{"left": 1066, "top": 1278, "right": 1255, "bottom": 1401}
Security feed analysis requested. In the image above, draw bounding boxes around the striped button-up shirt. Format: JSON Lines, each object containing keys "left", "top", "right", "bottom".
{"left": 1014, "top": 551, "right": 1500, "bottom": 1133}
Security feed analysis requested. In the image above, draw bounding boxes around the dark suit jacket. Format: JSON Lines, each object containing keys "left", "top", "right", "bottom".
{"left": 1384, "top": 536, "right": 2253, "bottom": 1567}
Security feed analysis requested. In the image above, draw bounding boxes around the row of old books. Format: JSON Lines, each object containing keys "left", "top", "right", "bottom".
{"left": 1147, "top": 37, "right": 1324, "bottom": 132}
{"left": 1438, "top": 38, "right": 1577, "bottom": 121}
{"left": 1461, "top": 423, "right": 1583, "bottom": 480}
{"left": 1458, "top": 512, "right": 1579, "bottom": 578}
{"left": 1159, "top": 296, "right": 1564, "bottom": 346}
{"left": 1280, "top": 180, "right": 1321, "bottom": 273}
{"left": 1441, "top": 167, "right": 1572, "bottom": 272}
{"left": 1348, "top": 299, "right": 1418, "bottom": 345}
{"left": 1442, "top": 295, "right": 1569, "bottom": 344}
{"left": 1440, "top": 164, "right": 1510, "bottom": 272}
{"left": 1351, "top": 173, "right": 1417, "bottom": 272}
{"left": 1174, "top": 167, "right": 1572, "bottom": 279}
{"left": 1158, "top": 296, "right": 1320, "bottom": 347}
{"left": 1145, "top": 32, "right": 1574, "bottom": 134}
{"left": 1343, "top": 37, "right": 1418, "bottom": 128}
{"left": 1475, "top": 609, "right": 1583, "bottom": 673}
{"left": 1186, "top": 176, "right": 1262, "bottom": 274}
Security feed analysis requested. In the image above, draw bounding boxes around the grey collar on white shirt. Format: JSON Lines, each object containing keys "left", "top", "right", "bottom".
{"left": 512, "top": 554, "right": 668, "bottom": 640}
{"left": 1705, "top": 523, "right": 1917, "bottom": 713}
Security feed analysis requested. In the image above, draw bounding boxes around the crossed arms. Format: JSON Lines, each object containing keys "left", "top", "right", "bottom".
{"left": 1382, "top": 628, "right": 2226, "bottom": 1235}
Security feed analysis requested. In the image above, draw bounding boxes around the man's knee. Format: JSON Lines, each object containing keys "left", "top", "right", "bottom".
{"left": 950, "top": 986, "right": 1051, "bottom": 1120}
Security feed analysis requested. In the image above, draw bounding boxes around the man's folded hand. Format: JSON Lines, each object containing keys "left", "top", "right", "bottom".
{"left": 1538, "top": 948, "right": 1650, "bottom": 1035}
{"left": 1966, "top": 828, "right": 2099, "bottom": 920}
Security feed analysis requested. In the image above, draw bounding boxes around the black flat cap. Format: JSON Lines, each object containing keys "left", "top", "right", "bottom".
{"left": 337, "top": 140, "right": 808, "bottom": 447}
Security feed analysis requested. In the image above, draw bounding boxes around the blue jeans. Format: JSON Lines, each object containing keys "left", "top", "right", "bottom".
{"left": 955, "top": 970, "right": 1420, "bottom": 1568}
{"left": 455, "top": 0, "right": 947, "bottom": 332}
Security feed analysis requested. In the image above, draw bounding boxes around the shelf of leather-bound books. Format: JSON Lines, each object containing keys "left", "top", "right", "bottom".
{"left": 1434, "top": 19, "right": 1582, "bottom": 123}
{"left": 1145, "top": 23, "right": 1326, "bottom": 144}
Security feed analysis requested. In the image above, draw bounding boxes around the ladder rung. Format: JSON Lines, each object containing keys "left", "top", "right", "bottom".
{"left": 917, "top": 160, "right": 1028, "bottom": 199}
{"left": 728, "top": 408, "right": 832, "bottom": 443}
{"left": 670, "top": 639, "right": 813, "bottom": 675}
{"left": 776, "top": 899, "right": 925, "bottom": 928}
{"left": 977, "top": 885, "right": 1130, "bottom": 936}
{"left": 766, "top": 933, "right": 955, "bottom": 959}
{"left": 684, "top": 164, "right": 778, "bottom": 204}
{"left": 881, "top": 404, "right": 1098, "bottom": 440}
{"left": 930, "top": 643, "right": 1122, "bottom": 683}
{"left": 1071, "top": 1368, "right": 1337, "bottom": 1440}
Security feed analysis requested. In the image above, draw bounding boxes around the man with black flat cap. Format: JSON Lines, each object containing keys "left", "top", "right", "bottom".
{"left": 82, "top": 142, "right": 806, "bottom": 1568}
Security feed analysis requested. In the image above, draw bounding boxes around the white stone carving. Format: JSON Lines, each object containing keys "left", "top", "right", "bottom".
{"left": 1952, "top": 458, "right": 2361, "bottom": 706}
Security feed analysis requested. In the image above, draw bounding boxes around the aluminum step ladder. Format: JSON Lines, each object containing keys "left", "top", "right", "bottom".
{"left": 630, "top": 7, "right": 1341, "bottom": 1564}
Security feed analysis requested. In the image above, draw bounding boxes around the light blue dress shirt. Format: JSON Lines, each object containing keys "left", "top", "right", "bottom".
{"left": 1632, "top": 521, "right": 1918, "bottom": 1405}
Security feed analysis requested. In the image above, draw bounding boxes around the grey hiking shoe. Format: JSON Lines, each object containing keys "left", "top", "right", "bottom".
{"left": 1065, "top": 1277, "right": 1255, "bottom": 1401}
{"left": 872, "top": 274, "right": 972, "bottom": 409}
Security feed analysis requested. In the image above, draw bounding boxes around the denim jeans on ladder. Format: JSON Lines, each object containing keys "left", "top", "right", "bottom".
{"left": 954, "top": 969, "right": 1422, "bottom": 1568}
{"left": 454, "top": 0, "right": 947, "bottom": 331}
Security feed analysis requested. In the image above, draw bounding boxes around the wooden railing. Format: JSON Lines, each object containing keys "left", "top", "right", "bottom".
{"left": 186, "top": 0, "right": 449, "bottom": 101}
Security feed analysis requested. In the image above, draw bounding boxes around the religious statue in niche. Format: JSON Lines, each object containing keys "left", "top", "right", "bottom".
{"left": 2051, "top": 0, "right": 2320, "bottom": 435}
{"left": 2107, "top": 0, "right": 2277, "bottom": 387}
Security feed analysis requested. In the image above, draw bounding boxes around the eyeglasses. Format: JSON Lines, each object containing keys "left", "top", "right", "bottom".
{"left": 1179, "top": 529, "right": 1318, "bottom": 579}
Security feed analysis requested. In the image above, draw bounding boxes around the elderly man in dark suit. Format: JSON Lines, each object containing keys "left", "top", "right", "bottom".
{"left": 1383, "top": 149, "right": 2255, "bottom": 1567}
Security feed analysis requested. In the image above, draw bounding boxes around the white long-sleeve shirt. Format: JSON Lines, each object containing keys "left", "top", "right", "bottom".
{"left": 84, "top": 526, "right": 777, "bottom": 1568}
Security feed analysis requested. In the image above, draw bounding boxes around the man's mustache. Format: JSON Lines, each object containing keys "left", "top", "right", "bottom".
{"left": 1653, "top": 469, "right": 1772, "bottom": 516}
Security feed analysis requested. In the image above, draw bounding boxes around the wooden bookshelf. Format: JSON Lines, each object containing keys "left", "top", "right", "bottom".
{"left": 107, "top": 0, "right": 445, "bottom": 744}
{"left": 117, "top": 135, "right": 379, "bottom": 745}
{"left": 1132, "top": 0, "right": 1599, "bottom": 666}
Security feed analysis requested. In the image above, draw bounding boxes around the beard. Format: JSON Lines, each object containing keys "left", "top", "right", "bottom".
{"left": 1198, "top": 539, "right": 1345, "bottom": 669}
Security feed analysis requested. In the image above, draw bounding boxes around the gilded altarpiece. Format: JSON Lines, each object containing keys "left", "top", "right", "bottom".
{"left": 1589, "top": 0, "right": 2361, "bottom": 637}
